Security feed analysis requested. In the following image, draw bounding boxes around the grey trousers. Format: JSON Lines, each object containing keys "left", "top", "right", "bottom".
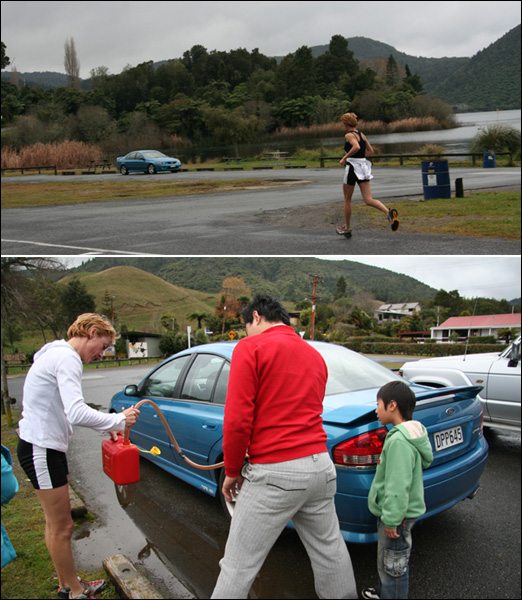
{"left": 211, "top": 453, "right": 358, "bottom": 599}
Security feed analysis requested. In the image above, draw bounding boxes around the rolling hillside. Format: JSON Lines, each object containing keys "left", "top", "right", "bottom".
{"left": 72, "top": 257, "right": 437, "bottom": 307}
{"left": 60, "top": 266, "right": 218, "bottom": 331}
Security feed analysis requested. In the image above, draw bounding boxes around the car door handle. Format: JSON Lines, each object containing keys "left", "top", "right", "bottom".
{"left": 202, "top": 422, "right": 218, "bottom": 430}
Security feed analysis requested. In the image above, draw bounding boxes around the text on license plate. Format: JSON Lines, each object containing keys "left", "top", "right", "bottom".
{"left": 434, "top": 426, "right": 463, "bottom": 451}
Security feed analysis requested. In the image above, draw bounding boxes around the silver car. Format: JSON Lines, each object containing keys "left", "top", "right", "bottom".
{"left": 399, "top": 336, "right": 521, "bottom": 432}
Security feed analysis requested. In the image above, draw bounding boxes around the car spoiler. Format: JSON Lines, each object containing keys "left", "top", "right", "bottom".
{"left": 322, "top": 385, "right": 483, "bottom": 426}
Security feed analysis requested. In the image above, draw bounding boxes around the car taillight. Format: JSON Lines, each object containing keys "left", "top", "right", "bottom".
{"left": 332, "top": 428, "right": 388, "bottom": 469}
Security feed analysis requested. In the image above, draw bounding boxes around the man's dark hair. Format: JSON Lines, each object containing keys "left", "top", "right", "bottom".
{"left": 378, "top": 381, "right": 417, "bottom": 421}
{"left": 242, "top": 294, "right": 290, "bottom": 326}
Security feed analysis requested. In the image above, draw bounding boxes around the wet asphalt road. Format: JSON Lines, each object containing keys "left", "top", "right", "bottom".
{"left": 1, "top": 166, "right": 520, "bottom": 255}
{"left": 7, "top": 366, "right": 521, "bottom": 599}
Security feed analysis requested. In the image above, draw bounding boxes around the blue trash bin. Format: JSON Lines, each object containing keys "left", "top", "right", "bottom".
{"left": 421, "top": 160, "right": 451, "bottom": 199}
{"left": 483, "top": 149, "right": 496, "bottom": 168}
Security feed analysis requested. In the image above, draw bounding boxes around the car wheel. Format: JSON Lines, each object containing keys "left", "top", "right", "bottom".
{"left": 147, "top": 164, "right": 156, "bottom": 174}
{"left": 218, "top": 468, "right": 235, "bottom": 521}
{"left": 120, "top": 165, "right": 129, "bottom": 175}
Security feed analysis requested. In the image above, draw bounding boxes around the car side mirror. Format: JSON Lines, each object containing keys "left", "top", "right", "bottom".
{"left": 507, "top": 358, "right": 519, "bottom": 368}
{"left": 124, "top": 384, "right": 140, "bottom": 396}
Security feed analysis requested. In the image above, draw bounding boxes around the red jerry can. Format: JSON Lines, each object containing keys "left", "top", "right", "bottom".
{"left": 102, "top": 434, "right": 140, "bottom": 485}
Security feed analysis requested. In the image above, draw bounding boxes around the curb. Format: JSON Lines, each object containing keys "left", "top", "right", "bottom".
{"left": 103, "top": 554, "right": 164, "bottom": 599}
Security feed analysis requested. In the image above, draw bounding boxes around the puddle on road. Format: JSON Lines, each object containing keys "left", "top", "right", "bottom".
{"left": 72, "top": 458, "right": 318, "bottom": 599}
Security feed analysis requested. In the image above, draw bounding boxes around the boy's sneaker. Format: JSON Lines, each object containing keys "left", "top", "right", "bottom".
{"left": 362, "top": 588, "right": 380, "bottom": 599}
{"left": 57, "top": 578, "right": 106, "bottom": 599}
{"left": 387, "top": 208, "right": 400, "bottom": 231}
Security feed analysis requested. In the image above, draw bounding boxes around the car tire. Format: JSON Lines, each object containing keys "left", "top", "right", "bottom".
{"left": 120, "top": 165, "right": 129, "bottom": 175}
{"left": 146, "top": 164, "right": 157, "bottom": 174}
{"left": 218, "top": 468, "right": 235, "bottom": 522}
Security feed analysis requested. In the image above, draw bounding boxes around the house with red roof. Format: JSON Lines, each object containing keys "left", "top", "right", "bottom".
{"left": 431, "top": 313, "right": 521, "bottom": 341}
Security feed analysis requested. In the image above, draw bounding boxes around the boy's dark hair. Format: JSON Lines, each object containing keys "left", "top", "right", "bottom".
{"left": 378, "top": 381, "right": 417, "bottom": 421}
{"left": 242, "top": 294, "right": 290, "bottom": 326}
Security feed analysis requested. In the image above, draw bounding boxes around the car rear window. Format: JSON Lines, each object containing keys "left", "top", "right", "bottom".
{"left": 314, "top": 343, "right": 402, "bottom": 395}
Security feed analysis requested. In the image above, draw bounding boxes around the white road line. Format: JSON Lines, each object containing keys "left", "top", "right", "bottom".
{"left": 1, "top": 238, "right": 158, "bottom": 255}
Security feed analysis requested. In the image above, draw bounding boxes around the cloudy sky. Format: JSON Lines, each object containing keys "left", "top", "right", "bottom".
{"left": 328, "top": 255, "right": 522, "bottom": 301}
{"left": 2, "top": 1, "right": 521, "bottom": 76}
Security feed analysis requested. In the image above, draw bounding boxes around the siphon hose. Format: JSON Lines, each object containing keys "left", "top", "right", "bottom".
{"left": 124, "top": 399, "right": 224, "bottom": 471}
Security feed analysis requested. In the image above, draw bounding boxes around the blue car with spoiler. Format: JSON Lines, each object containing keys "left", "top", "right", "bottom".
{"left": 109, "top": 341, "right": 488, "bottom": 543}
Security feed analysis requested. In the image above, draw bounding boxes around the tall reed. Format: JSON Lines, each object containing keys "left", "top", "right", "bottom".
{"left": 1, "top": 141, "right": 103, "bottom": 170}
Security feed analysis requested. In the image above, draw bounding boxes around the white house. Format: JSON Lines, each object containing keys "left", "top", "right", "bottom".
{"left": 375, "top": 302, "right": 422, "bottom": 323}
{"left": 431, "top": 313, "right": 521, "bottom": 341}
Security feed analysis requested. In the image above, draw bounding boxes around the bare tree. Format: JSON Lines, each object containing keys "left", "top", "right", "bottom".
{"left": 1, "top": 258, "right": 62, "bottom": 422}
{"left": 64, "top": 37, "right": 81, "bottom": 89}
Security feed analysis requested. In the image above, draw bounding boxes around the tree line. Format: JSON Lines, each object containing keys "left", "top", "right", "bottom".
{"left": 1, "top": 36, "right": 454, "bottom": 153}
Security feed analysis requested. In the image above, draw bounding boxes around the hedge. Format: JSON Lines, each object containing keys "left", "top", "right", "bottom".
{"left": 339, "top": 341, "right": 507, "bottom": 356}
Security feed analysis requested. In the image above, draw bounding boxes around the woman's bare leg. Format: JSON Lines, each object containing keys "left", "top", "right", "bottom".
{"left": 36, "top": 486, "right": 85, "bottom": 597}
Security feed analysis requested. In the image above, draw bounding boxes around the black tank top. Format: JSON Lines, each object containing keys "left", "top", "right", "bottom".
{"left": 344, "top": 130, "right": 367, "bottom": 158}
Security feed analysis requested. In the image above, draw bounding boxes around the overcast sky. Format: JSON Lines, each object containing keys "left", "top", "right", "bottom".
{"left": 2, "top": 1, "right": 521, "bottom": 76}
{"left": 326, "top": 255, "right": 522, "bottom": 302}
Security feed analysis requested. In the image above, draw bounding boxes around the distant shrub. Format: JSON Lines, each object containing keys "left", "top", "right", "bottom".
{"left": 469, "top": 124, "right": 521, "bottom": 154}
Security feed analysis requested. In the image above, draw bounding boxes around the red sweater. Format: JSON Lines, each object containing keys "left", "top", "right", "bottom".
{"left": 223, "top": 325, "right": 328, "bottom": 477}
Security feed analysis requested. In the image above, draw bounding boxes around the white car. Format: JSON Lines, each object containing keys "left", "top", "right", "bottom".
{"left": 399, "top": 336, "right": 521, "bottom": 432}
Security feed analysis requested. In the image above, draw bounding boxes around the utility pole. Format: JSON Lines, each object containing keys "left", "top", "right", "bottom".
{"left": 308, "top": 274, "right": 322, "bottom": 340}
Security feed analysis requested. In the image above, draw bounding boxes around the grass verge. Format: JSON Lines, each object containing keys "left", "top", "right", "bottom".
{"left": 0, "top": 178, "right": 301, "bottom": 208}
{"left": 351, "top": 191, "right": 521, "bottom": 240}
{"left": 1, "top": 411, "right": 120, "bottom": 600}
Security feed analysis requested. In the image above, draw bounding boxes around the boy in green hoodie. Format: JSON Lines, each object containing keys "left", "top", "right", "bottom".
{"left": 363, "top": 381, "right": 433, "bottom": 600}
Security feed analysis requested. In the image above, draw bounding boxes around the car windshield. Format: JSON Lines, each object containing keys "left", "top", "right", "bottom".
{"left": 141, "top": 151, "right": 167, "bottom": 159}
{"left": 313, "top": 343, "right": 401, "bottom": 395}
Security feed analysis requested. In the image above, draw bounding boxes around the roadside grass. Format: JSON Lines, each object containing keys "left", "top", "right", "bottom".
{"left": 0, "top": 178, "right": 286, "bottom": 208}
{"left": 351, "top": 191, "right": 521, "bottom": 240}
{"left": 1, "top": 412, "right": 120, "bottom": 600}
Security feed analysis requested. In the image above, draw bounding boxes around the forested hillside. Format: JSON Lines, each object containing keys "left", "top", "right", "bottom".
{"left": 432, "top": 24, "right": 521, "bottom": 111}
{"left": 73, "top": 257, "right": 437, "bottom": 304}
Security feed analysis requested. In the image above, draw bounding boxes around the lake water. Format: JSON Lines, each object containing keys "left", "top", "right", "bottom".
{"left": 367, "top": 109, "right": 521, "bottom": 155}
{"left": 182, "top": 109, "right": 521, "bottom": 161}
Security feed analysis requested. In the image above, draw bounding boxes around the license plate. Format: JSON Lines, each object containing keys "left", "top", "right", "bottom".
{"left": 434, "top": 426, "right": 463, "bottom": 451}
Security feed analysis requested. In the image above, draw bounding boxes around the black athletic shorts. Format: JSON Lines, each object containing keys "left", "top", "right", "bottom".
{"left": 343, "top": 163, "right": 370, "bottom": 186}
{"left": 17, "top": 438, "right": 69, "bottom": 490}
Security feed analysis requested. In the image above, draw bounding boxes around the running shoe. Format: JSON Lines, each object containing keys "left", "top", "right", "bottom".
{"left": 387, "top": 208, "right": 400, "bottom": 231}
{"left": 336, "top": 225, "right": 352, "bottom": 238}
{"left": 57, "top": 578, "right": 106, "bottom": 599}
{"left": 361, "top": 588, "right": 380, "bottom": 599}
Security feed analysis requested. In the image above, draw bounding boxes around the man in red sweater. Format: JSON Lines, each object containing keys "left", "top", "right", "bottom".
{"left": 211, "top": 295, "right": 357, "bottom": 599}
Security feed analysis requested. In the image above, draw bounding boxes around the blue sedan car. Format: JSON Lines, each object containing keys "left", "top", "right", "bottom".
{"left": 109, "top": 341, "right": 488, "bottom": 543}
{"left": 117, "top": 150, "right": 182, "bottom": 175}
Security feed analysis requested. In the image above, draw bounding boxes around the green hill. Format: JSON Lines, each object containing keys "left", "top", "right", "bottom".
{"left": 61, "top": 266, "right": 218, "bottom": 331}
{"left": 432, "top": 24, "right": 521, "bottom": 111}
{"left": 72, "top": 257, "right": 437, "bottom": 307}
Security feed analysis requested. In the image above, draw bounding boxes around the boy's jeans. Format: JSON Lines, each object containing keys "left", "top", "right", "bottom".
{"left": 377, "top": 517, "right": 417, "bottom": 599}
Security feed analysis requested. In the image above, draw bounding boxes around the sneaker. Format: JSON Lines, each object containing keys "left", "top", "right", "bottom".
{"left": 336, "top": 225, "right": 352, "bottom": 238}
{"left": 68, "top": 590, "right": 96, "bottom": 599}
{"left": 387, "top": 208, "right": 399, "bottom": 231}
{"left": 58, "top": 578, "right": 106, "bottom": 599}
{"left": 362, "top": 587, "right": 380, "bottom": 599}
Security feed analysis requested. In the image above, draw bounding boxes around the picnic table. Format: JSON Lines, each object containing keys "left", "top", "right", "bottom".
{"left": 87, "top": 159, "right": 112, "bottom": 173}
{"left": 263, "top": 151, "right": 290, "bottom": 166}
{"left": 223, "top": 157, "right": 242, "bottom": 164}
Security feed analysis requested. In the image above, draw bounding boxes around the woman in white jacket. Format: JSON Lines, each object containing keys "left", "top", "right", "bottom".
{"left": 17, "top": 313, "right": 140, "bottom": 600}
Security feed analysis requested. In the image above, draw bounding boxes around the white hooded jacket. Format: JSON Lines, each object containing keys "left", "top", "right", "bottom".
{"left": 19, "top": 340, "right": 125, "bottom": 452}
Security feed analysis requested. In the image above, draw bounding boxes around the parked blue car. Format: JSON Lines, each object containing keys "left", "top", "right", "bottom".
{"left": 109, "top": 341, "right": 488, "bottom": 543}
{"left": 117, "top": 150, "right": 182, "bottom": 175}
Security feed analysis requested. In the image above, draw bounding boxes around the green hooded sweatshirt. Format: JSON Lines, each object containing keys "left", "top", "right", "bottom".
{"left": 368, "top": 421, "right": 434, "bottom": 528}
